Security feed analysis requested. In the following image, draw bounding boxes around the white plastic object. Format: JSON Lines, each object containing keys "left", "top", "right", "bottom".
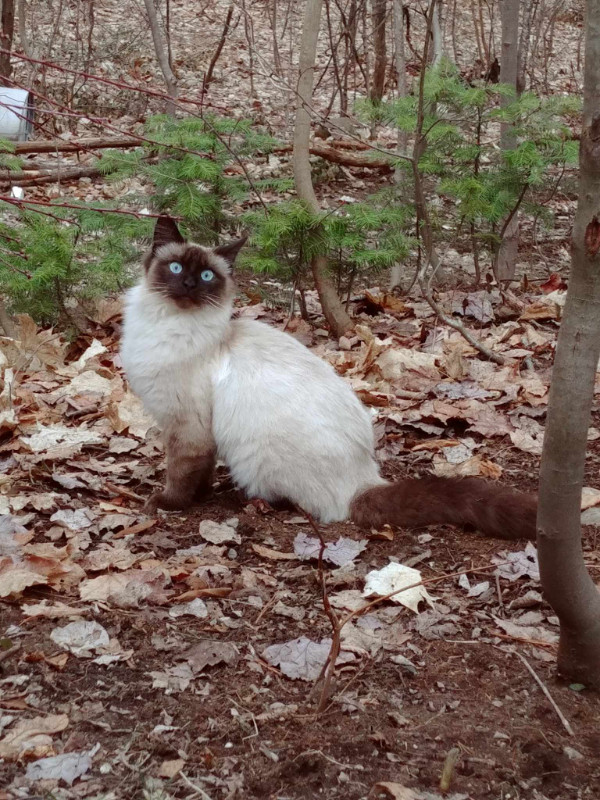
{"left": 0, "top": 88, "right": 34, "bottom": 142}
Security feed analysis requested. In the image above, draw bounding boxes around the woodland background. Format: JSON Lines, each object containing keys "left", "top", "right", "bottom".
{"left": 0, "top": 1, "right": 599, "bottom": 800}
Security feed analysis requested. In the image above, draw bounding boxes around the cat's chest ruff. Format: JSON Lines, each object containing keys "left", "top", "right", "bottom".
{"left": 121, "top": 286, "right": 227, "bottom": 422}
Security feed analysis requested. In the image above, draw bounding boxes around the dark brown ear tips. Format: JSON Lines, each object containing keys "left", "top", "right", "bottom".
{"left": 152, "top": 215, "right": 185, "bottom": 252}
{"left": 214, "top": 235, "right": 248, "bottom": 268}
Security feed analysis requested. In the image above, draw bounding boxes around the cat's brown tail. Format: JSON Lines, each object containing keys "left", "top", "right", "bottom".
{"left": 350, "top": 477, "right": 537, "bottom": 540}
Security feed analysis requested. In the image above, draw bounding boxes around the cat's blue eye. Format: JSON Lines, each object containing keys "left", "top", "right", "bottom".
{"left": 201, "top": 269, "right": 214, "bottom": 282}
{"left": 169, "top": 261, "right": 183, "bottom": 274}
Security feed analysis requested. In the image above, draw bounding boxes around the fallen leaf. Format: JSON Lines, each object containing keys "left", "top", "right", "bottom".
{"left": 21, "top": 601, "right": 83, "bottom": 620}
{"left": 368, "top": 782, "right": 421, "bottom": 800}
{"left": 0, "top": 564, "right": 48, "bottom": 598}
{"left": 492, "top": 542, "right": 539, "bottom": 582}
{"left": 50, "top": 508, "right": 95, "bottom": 532}
{"left": 109, "top": 436, "right": 139, "bottom": 454}
{"left": 149, "top": 663, "right": 194, "bottom": 693}
{"left": 329, "top": 589, "right": 367, "bottom": 611}
{"left": 0, "top": 713, "right": 69, "bottom": 760}
{"left": 73, "top": 339, "right": 107, "bottom": 370}
{"left": 363, "top": 563, "right": 435, "bottom": 613}
{"left": 251, "top": 543, "right": 297, "bottom": 561}
{"left": 198, "top": 518, "right": 240, "bottom": 545}
{"left": 581, "top": 486, "right": 600, "bottom": 510}
{"left": 20, "top": 424, "right": 103, "bottom": 455}
{"left": 79, "top": 568, "right": 170, "bottom": 607}
{"left": 25, "top": 745, "right": 98, "bottom": 785}
{"left": 106, "top": 390, "right": 154, "bottom": 438}
{"left": 0, "top": 515, "right": 33, "bottom": 555}
{"left": 540, "top": 273, "right": 567, "bottom": 293}
{"left": 82, "top": 545, "right": 139, "bottom": 572}
{"left": 262, "top": 636, "right": 354, "bottom": 681}
{"left": 158, "top": 758, "right": 185, "bottom": 778}
{"left": 493, "top": 617, "right": 558, "bottom": 645}
{"left": 519, "top": 301, "right": 561, "bottom": 321}
{"left": 184, "top": 641, "right": 239, "bottom": 672}
{"left": 169, "top": 598, "right": 208, "bottom": 619}
{"left": 414, "top": 609, "right": 461, "bottom": 640}
{"left": 50, "top": 620, "right": 109, "bottom": 657}
{"left": 293, "top": 533, "right": 367, "bottom": 567}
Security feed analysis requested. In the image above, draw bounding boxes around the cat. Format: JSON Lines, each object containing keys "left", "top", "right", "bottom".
{"left": 120, "top": 216, "right": 537, "bottom": 540}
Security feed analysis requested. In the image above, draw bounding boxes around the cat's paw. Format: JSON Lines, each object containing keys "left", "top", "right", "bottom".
{"left": 143, "top": 491, "right": 188, "bottom": 514}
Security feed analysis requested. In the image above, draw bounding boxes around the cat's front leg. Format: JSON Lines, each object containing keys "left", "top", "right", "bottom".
{"left": 144, "top": 424, "right": 215, "bottom": 514}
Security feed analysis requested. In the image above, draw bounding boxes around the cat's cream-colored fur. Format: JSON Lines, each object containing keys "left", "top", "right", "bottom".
{"left": 120, "top": 220, "right": 539, "bottom": 539}
{"left": 121, "top": 260, "right": 385, "bottom": 522}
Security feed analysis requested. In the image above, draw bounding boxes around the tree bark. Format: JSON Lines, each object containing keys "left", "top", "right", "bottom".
{"left": 391, "top": 0, "right": 408, "bottom": 287}
{"left": 14, "top": 136, "right": 141, "bottom": 154}
{"left": 431, "top": 0, "right": 444, "bottom": 64}
{"left": 17, "top": 0, "right": 32, "bottom": 59}
{"left": 0, "top": 0, "right": 15, "bottom": 79}
{"left": 495, "top": 0, "right": 520, "bottom": 282}
{"left": 142, "top": 0, "right": 178, "bottom": 105}
{"left": 370, "top": 0, "right": 387, "bottom": 103}
{"left": 0, "top": 297, "right": 15, "bottom": 338}
{"left": 537, "top": 0, "right": 600, "bottom": 689}
{"left": 203, "top": 5, "right": 234, "bottom": 89}
{"left": 293, "top": 0, "right": 353, "bottom": 337}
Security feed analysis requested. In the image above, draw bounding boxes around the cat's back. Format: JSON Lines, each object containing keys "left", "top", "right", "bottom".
{"left": 212, "top": 317, "right": 382, "bottom": 522}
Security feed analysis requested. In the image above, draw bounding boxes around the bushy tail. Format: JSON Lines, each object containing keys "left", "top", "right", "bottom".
{"left": 350, "top": 477, "right": 537, "bottom": 540}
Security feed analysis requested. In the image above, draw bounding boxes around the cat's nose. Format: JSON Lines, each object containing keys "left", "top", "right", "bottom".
{"left": 182, "top": 276, "right": 197, "bottom": 289}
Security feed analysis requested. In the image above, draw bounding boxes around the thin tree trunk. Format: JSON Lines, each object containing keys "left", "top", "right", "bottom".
{"left": 293, "top": 0, "right": 353, "bottom": 337}
{"left": 390, "top": 0, "right": 408, "bottom": 288}
{"left": 431, "top": 0, "right": 444, "bottom": 64}
{"left": 0, "top": 297, "right": 15, "bottom": 338}
{"left": 495, "top": 0, "right": 520, "bottom": 282}
{"left": 203, "top": 5, "right": 234, "bottom": 89}
{"left": 413, "top": 0, "right": 442, "bottom": 281}
{"left": 537, "top": 0, "right": 600, "bottom": 689}
{"left": 371, "top": 0, "right": 387, "bottom": 103}
{"left": 142, "top": 0, "right": 178, "bottom": 105}
{"left": 0, "top": 0, "right": 15, "bottom": 79}
{"left": 17, "top": 0, "right": 32, "bottom": 58}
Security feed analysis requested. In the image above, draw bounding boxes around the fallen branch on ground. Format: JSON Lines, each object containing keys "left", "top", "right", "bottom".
{"left": 420, "top": 282, "right": 506, "bottom": 365}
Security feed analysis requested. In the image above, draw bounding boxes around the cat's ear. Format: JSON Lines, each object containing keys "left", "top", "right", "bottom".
{"left": 152, "top": 216, "right": 185, "bottom": 253}
{"left": 214, "top": 235, "right": 248, "bottom": 270}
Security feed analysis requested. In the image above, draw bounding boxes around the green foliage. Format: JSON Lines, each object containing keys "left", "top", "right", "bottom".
{"left": 243, "top": 195, "right": 413, "bottom": 294}
{"left": 101, "top": 114, "right": 279, "bottom": 245}
{"left": 0, "top": 114, "right": 278, "bottom": 326}
{"left": 360, "top": 59, "right": 580, "bottom": 260}
{"left": 0, "top": 202, "right": 150, "bottom": 327}
{"left": 0, "top": 75, "right": 580, "bottom": 328}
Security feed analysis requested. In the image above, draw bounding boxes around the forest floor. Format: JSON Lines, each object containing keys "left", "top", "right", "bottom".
{"left": 1, "top": 1, "right": 599, "bottom": 798}
{"left": 1, "top": 275, "right": 600, "bottom": 800}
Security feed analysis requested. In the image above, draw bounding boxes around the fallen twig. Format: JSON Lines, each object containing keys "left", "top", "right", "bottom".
{"left": 0, "top": 641, "right": 21, "bottom": 666}
{"left": 515, "top": 651, "right": 574, "bottom": 736}
{"left": 420, "top": 283, "right": 506, "bottom": 365}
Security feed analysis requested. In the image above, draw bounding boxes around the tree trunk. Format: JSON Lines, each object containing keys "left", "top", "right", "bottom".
{"left": 391, "top": 0, "right": 408, "bottom": 288}
{"left": 431, "top": 0, "right": 444, "bottom": 64}
{"left": 17, "top": 0, "right": 32, "bottom": 58}
{"left": 293, "top": 0, "right": 353, "bottom": 337}
{"left": 142, "top": 0, "right": 178, "bottom": 105}
{"left": 371, "top": 0, "right": 387, "bottom": 103}
{"left": 0, "top": 0, "right": 15, "bottom": 79}
{"left": 537, "top": 0, "right": 600, "bottom": 689}
{"left": 495, "top": 0, "right": 520, "bottom": 282}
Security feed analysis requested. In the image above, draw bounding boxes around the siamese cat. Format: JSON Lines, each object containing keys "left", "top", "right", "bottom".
{"left": 120, "top": 216, "right": 537, "bottom": 540}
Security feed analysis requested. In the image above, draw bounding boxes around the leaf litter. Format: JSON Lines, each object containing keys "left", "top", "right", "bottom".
{"left": 0, "top": 264, "right": 597, "bottom": 796}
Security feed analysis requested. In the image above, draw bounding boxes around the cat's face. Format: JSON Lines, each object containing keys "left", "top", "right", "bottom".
{"left": 144, "top": 216, "right": 246, "bottom": 311}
